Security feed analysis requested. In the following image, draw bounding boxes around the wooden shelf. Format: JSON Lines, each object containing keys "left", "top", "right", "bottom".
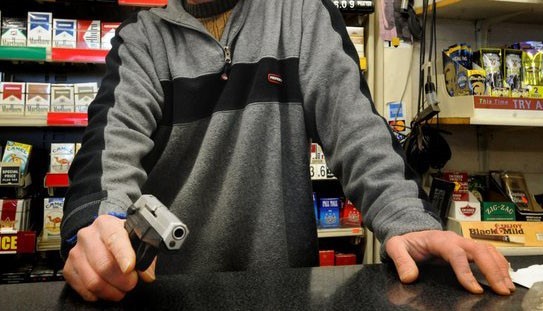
{"left": 415, "top": 0, "right": 543, "bottom": 24}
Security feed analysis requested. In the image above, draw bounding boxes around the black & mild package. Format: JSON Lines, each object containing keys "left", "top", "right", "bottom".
{"left": 474, "top": 48, "right": 506, "bottom": 96}
{"left": 503, "top": 49, "right": 524, "bottom": 97}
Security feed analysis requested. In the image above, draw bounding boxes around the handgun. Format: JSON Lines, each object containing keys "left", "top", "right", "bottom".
{"left": 124, "top": 195, "right": 189, "bottom": 271}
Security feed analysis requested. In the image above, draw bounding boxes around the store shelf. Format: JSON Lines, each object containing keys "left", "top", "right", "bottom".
{"left": 44, "top": 173, "right": 69, "bottom": 188}
{"left": 317, "top": 227, "right": 364, "bottom": 238}
{"left": 50, "top": 48, "right": 108, "bottom": 64}
{"left": 0, "top": 231, "right": 36, "bottom": 254}
{"left": 0, "top": 113, "right": 87, "bottom": 127}
{"left": 118, "top": 0, "right": 167, "bottom": 6}
{"left": 0, "top": 46, "right": 107, "bottom": 64}
{"left": 0, "top": 46, "right": 47, "bottom": 62}
{"left": 435, "top": 74, "right": 543, "bottom": 127}
{"left": 414, "top": 0, "right": 543, "bottom": 24}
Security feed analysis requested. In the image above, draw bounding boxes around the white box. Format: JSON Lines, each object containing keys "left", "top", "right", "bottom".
{"left": 77, "top": 20, "right": 100, "bottom": 49}
{"left": 53, "top": 19, "right": 76, "bottom": 48}
{"left": 1, "top": 18, "right": 27, "bottom": 47}
{"left": 449, "top": 201, "right": 481, "bottom": 222}
{"left": 0, "top": 82, "right": 25, "bottom": 116}
{"left": 50, "top": 143, "right": 75, "bottom": 173}
{"left": 27, "top": 12, "right": 52, "bottom": 47}
{"left": 51, "top": 84, "right": 74, "bottom": 112}
{"left": 43, "top": 198, "right": 64, "bottom": 241}
{"left": 25, "top": 82, "right": 50, "bottom": 115}
{"left": 101, "top": 22, "right": 120, "bottom": 50}
{"left": 74, "top": 82, "right": 98, "bottom": 112}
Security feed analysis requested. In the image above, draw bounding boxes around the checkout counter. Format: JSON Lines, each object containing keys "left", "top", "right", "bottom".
{"left": 0, "top": 256, "right": 540, "bottom": 310}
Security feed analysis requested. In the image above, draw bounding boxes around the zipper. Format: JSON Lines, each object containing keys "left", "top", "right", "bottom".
{"left": 221, "top": 45, "right": 232, "bottom": 80}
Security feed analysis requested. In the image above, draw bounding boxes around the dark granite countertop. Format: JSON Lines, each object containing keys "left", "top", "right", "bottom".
{"left": 0, "top": 256, "right": 541, "bottom": 310}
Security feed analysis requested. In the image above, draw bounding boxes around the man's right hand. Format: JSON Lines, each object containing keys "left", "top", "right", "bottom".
{"left": 63, "top": 215, "right": 156, "bottom": 301}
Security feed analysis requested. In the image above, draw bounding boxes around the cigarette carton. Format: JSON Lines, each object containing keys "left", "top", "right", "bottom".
{"left": 27, "top": 12, "right": 52, "bottom": 47}
{"left": 77, "top": 20, "right": 100, "bottom": 49}
{"left": 25, "top": 82, "right": 50, "bottom": 115}
{"left": 50, "top": 84, "right": 74, "bottom": 112}
{"left": 53, "top": 19, "right": 76, "bottom": 48}
{"left": 50, "top": 143, "right": 75, "bottom": 173}
{"left": 101, "top": 22, "right": 120, "bottom": 50}
{"left": 0, "top": 82, "right": 25, "bottom": 116}
{"left": 1, "top": 18, "right": 27, "bottom": 47}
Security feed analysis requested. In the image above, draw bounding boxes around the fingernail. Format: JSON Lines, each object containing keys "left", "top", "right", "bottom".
{"left": 120, "top": 259, "right": 131, "bottom": 273}
{"left": 505, "top": 278, "right": 516, "bottom": 292}
{"left": 472, "top": 281, "right": 484, "bottom": 294}
{"left": 142, "top": 269, "right": 156, "bottom": 281}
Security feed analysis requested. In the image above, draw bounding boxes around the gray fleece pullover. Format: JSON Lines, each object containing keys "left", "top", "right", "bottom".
{"left": 60, "top": 0, "right": 442, "bottom": 273}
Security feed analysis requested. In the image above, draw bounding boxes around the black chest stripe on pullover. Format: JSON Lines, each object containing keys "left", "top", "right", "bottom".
{"left": 168, "top": 57, "right": 302, "bottom": 124}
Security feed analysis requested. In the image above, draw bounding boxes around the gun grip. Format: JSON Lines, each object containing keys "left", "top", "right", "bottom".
{"left": 128, "top": 228, "right": 157, "bottom": 271}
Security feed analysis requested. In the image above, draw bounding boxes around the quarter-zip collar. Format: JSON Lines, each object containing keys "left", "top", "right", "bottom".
{"left": 183, "top": 0, "right": 239, "bottom": 18}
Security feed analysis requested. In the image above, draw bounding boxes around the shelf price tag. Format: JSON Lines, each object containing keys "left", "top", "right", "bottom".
{"left": 310, "top": 163, "right": 335, "bottom": 180}
{"left": 0, "top": 165, "right": 21, "bottom": 185}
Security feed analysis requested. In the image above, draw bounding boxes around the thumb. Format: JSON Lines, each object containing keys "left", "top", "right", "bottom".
{"left": 138, "top": 257, "right": 157, "bottom": 283}
{"left": 386, "top": 237, "right": 419, "bottom": 284}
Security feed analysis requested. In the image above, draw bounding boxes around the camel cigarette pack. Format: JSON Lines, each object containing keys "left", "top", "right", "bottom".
{"left": 0, "top": 199, "right": 29, "bottom": 232}
{"left": 1, "top": 18, "right": 27, "bottom": 47}
{"left": 1, "top": 141, "right": 32, "bottom": 176}
{"left": 25, "top": 83, "right": 50, "bottom": 115}
{"left": 77, "top": 20, "right": 100, "bottom": 49}
{"left": 53, "top": 19, "right": 76, "bottom": 48}
{"left": 50, "top": 143, "right": 75, "bottom": 173}
{"left": 0, "top": 82, "right": 25, "bottom": 115}
{"left": 27, "top": 12, "right": 52, "bottom": 47}
{"left": 74, "top": 82, "right": 98, "bottom": 112}
{"left": 101, "top": 22, "right": 120, "bottom": 50}
{"left": 43, "top": 197, "right": 64, "bottom": 241}
{"left": 51, "top": 84, "right": 74, "bottom": 112}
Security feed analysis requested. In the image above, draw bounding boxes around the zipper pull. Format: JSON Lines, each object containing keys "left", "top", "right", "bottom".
{"left": 221, "top": 46, "right": 232, "bottom": 81}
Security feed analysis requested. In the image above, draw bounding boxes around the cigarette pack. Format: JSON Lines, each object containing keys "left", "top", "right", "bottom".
{"left": 27, "top": 12, "right": 52, "bottom": 47}
{"left": 53, "top": 19, "right": 76, "bottom": 48}
{"left": 0, "top": 199, "right": 25, "bottom": 232}
{"left": 1, "top": 18, "right": 27, "bottom": 47}
{"left": 51, "top": 84, "right": 74, "bottom": 112}
{"left": 101, "top": 22, "right": 120, "bottom": 50}
{"left": 74, "top": 82, "right": 98, "bottom": 112}
{"left": 0, "top": 82, "right": 25, "bottom": 116}
{"left": 25, "top": 82, "right": 50, "bottom": 115}
{"left": 77, "top": 20, "right": 100, "bottom": 49}
{"left": 442, "top": 171, "right": 469, "bottom": 201}
{"left": 50, "top": 143, "right": 75, "bottom": 173}
{"left": 319, "top": 197, "right": 340, "bottom": 228}
{"left": 319, "top": 250, "right": 335, "bottom": 266}
{"left": 43, "top": 198, "right": 64, "bottom": 241}
{"left": 335, "top": 253, "right": 357, "bottom": 266}
{"left": 1, "top": 140, "right": 32, "bottom": 176}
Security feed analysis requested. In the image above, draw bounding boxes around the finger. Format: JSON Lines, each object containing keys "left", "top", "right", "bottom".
{"left": 441, "top": 246, "right": 484, "bottom": 294}
{"left": 138, "top": 257, "right": 157, "bottom": 283}
{"left": 96, "top": 215, "right": 136, "bottom": 273}
{"left": 65, "top": 244, "right": 127, "bottom": 301}
{"left": 466, "top": 241, "right": 511, "bottom": 295}
{"left": 63, "top": 251, "right": 98, "bottom": 302}
{"left": 487, "top": 245, "right": 515, "bottom": 292}
{"left": 386, "top": 236, "right": 419, "bottom": 283}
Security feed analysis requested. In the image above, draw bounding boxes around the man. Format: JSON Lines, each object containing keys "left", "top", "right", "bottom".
{"left": 61, "top": 0, "right": 514, "bottom": 302}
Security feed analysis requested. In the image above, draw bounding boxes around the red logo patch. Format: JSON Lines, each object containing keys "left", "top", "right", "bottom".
{"left": 461, "top": 204, "right": 476, "bottom": 217}
{"left": 267, "top": 73, "right": 283, "bottom": 85}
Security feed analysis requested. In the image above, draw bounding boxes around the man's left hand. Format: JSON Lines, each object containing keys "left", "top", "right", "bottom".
{"left": 385, "top": 230, "right": 515, "bottom": 295}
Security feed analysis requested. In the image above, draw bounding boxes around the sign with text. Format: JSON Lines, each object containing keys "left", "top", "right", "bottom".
{"left": 474, "top": 96, "right": 543, "bottom": 111}
{"left": 0, "top": 165, "right": 21, "bottom": 185}
{"left": 460, "top": 221, "right": 543, "bottom": 247}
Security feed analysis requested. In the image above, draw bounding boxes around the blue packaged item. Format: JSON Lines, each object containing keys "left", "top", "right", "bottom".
{"left": 319, "top": 197, "right": 340, "bottom": 228}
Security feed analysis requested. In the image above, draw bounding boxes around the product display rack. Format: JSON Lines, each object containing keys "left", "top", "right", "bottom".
{"left": 412, "top": 0, "right": 543, "bottom": 257}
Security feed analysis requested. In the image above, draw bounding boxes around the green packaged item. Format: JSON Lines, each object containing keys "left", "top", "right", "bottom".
{"left": 482, "top": 202, "right": 516, "bottom": 221}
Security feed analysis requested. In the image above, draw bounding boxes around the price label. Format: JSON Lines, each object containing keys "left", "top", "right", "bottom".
{"left": 310, "top": 164, "right": 335, "bottom": 180}
{"left": 0, "top": 166, "right": 21, "bottom": 185}
{"left": 0, "top": 234, "right": 17, "bottom": 253}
